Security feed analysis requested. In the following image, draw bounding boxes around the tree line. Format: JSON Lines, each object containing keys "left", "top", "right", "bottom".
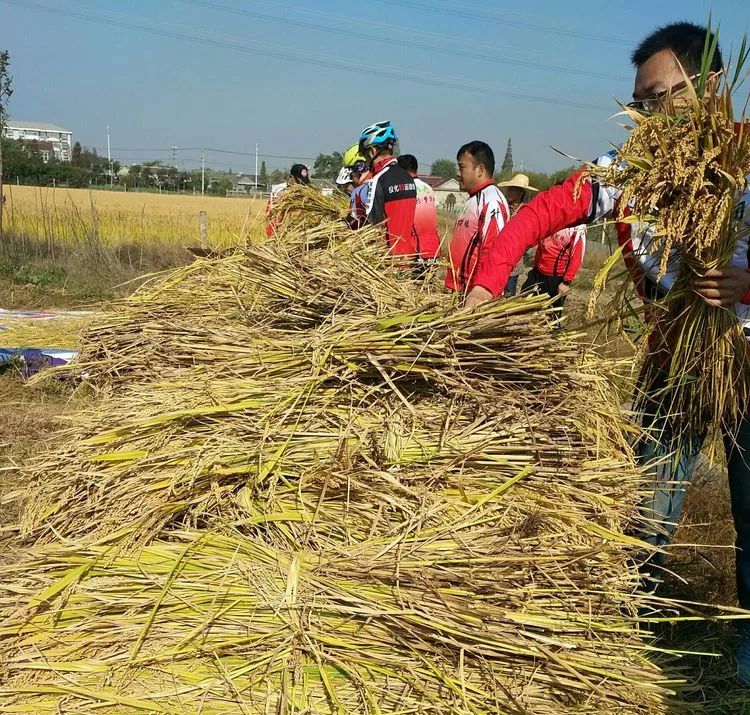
{"left": 0, "top": 137, "right": 121, "bottom": 188}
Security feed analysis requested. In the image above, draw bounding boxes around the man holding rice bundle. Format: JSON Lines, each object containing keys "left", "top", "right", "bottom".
{"left": 465, "top": 22, "right": 750, "bottom": 682}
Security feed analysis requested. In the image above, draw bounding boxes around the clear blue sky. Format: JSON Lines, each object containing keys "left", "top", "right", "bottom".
{"left": 1, "top": 0, "right": 747, "bottom": 175}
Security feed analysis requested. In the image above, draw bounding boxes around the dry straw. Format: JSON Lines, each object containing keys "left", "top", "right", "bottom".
{"left": 0, "top": 210, "right": 679, "bottom": 712}
{"left": 267, "top": 183, "right": 350, "bottom": 234}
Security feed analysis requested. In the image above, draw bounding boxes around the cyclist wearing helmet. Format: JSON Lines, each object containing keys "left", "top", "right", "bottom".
{"left": 358, "top": 121, "right": 421, "bottom": 261}
{"left": 335, "top": 167, "right": 354, "bottom": 197}
{"left": 342, "top": 144, "right": 372, "bottom": 228}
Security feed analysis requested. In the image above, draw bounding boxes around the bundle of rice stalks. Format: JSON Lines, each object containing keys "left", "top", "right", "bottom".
{"left": 589, "top": 35, "right": 750, "bottom": 445}
{"left": 0, "top": 313, "right": 92, "bottom": 350}
{"left": 0, "top": 217, "right": 678, "bottom": 712}
{"left": 267, "top": 183, "right": 350, "bottom": 233}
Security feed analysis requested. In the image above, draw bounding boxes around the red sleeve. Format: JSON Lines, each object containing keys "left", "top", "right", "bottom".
{"left": 265, "top": 199, "right": 275, "bottom": 237}
{"left": 471, "top": 170, "right": 593, "bottom": 297}
{"left": 563, "top": 231, "right": 585, "bottom": 282}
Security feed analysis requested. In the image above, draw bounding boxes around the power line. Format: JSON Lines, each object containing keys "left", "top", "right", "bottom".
{"left": 110, "top": 146, "right": 317, "bottom": 161}
{"left": 177, "top": 0, "right": 629, "bottom": 82}
{"left": 236, "top": 0, "right": 594, "bottom": 69}
{"left": 375, "top": 0, "right": 635, "bottom": 46}
{"left": 3, "top": 0, "right": 613, "bottom": 112}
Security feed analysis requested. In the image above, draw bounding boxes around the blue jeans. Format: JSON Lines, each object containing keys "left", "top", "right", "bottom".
{"left": 636, "top": 386, "right": 750, "bottom": 609}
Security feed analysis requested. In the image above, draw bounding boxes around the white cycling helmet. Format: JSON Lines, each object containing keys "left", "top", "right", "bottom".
{"left": 335, "top": 167, "right": 353, "bottom": 185}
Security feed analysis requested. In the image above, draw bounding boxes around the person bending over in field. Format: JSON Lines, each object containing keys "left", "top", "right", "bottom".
{"left": 464, "top": 22, "right": 750, "bottom": 684}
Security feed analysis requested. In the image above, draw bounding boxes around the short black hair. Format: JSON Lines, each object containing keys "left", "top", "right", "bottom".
{"left": 631, "top": 22, "right": 722, "bottom": 75}
{"left": 457, "top": 141, "right": 495, "bottom": 176}
{"left": 397, "top": 154, "right": 418, "bottom": 173}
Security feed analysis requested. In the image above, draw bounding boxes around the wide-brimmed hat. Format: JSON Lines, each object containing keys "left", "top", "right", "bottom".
{"left": 496, "top": 173, "right": 539, "bottom": 192}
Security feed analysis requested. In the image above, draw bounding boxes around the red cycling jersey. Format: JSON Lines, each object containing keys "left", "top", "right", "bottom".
{"left": 534, "top": 225, "right": 586, "bottom": 282}
{"left": 365, "top": 156, "right": 419, "bottom": 257}
{"left": 413, "top": 177, "right": 441, "bottom": 259}
{"left": 446, "top": 181, "right": 509, "bottom": 293}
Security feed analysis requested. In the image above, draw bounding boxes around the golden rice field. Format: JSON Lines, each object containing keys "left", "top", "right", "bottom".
{"left": 2, "top": 184, "right": 268, "bottom": 248}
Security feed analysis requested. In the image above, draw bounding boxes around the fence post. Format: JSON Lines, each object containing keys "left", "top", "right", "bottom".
{"left": 199, "top": 210, "right": 208, "bottom": 249}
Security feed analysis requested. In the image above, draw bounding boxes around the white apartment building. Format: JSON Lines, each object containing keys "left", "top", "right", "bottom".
{"left": 2, "top": 120, "right": 73, "bottom": 162}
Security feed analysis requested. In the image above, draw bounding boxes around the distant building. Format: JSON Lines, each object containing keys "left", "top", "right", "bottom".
{"left": 310, "top": 177, "right": 335, "bottom": 197}
{"left": 418, "top": 175, "right": 467, "bottom": 212}
{"left": 2, "top": 120, "right": 73, "bottom": 162}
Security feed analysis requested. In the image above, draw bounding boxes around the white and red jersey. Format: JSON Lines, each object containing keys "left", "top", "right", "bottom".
{"left": 265, "top": 182, "right": 289, "bottom": 237}
{"left": 348, "top": 172, "right": 372, "bottom": 228}
{"left": 472, "top": 148, "right": 750, "bottom": 335}
{"left": 446, "top": 181, "right": 509, "bottom": 293}
{"left": 413, "top": 177, "right": 441, "bottom": 259}
{"left": 534, "top": 224, "right": 586, "bottom": 282}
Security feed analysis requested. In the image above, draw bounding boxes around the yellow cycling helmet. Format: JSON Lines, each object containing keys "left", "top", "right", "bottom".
{"left": 343, "top": 143, "right": 367, "bottom": 168}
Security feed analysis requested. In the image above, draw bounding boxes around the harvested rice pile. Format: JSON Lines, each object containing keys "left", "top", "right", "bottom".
{"left": 0, "top": 212, "right": 673, "bottom": 713}
{"left": 0, "top": 313, "right": 91, "bottom": 350}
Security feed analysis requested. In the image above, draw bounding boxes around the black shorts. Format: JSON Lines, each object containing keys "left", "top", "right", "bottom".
{"left": 522, "top": 267, "right": 566, "bottom": 307}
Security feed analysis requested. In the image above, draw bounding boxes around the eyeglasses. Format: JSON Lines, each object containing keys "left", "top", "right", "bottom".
{"left": 628, "top": 69, "right": 725, "bottom": 112}
{"left": 628, "top": 74, "right": 699, "bottom": 112}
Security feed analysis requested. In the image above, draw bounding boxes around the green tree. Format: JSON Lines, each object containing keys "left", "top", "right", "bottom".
{"left": 0, "top": 50, "right": 13, "bottom": 243}
{"left": 430, "top": 159, "right": 455, "bottom": 180}
{"left": 313, "top": 152, "right": 343, "bottom": 180}
{"left": 71, "top": 141, "right": 82, "bottom": 166}
{"left": 259, "top": 160, "right": 269, "bottom": 188}
{"left": 269, "top": 168, "right": 286, "bottom": 185}
{"left": 207, "top": 176, "right": 232, "bottom": 196}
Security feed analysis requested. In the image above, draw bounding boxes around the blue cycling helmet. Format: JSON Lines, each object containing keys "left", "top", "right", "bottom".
{"left": 358, "top": 120, "right": 397, "bottom": 153}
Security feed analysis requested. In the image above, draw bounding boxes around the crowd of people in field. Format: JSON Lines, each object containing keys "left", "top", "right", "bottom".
{"left": 268, "top": 129, "right": 586, "bottom": 312}
{"left": 268, "top": 21, "right": 750, "bottom": 686}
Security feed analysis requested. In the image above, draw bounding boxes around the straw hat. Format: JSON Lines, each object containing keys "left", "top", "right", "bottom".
{"left": 496, "top": 173, "right": 539, "bottom": 192}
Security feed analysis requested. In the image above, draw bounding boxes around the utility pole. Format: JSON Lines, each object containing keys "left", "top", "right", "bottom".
{"left": 201, "top": 147, "right": 205, "bottom": 196}
{"left": 0, "top": 51, "right": 13, "bottom": 245}
{"left": 254, "top": 142, "right": 259, "bottom": 197}
{"left": 107, "top": 125, "right": 112, "bottom": 187}
{"left": 171, "top": 144, "right": 177, "bottom": 167}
